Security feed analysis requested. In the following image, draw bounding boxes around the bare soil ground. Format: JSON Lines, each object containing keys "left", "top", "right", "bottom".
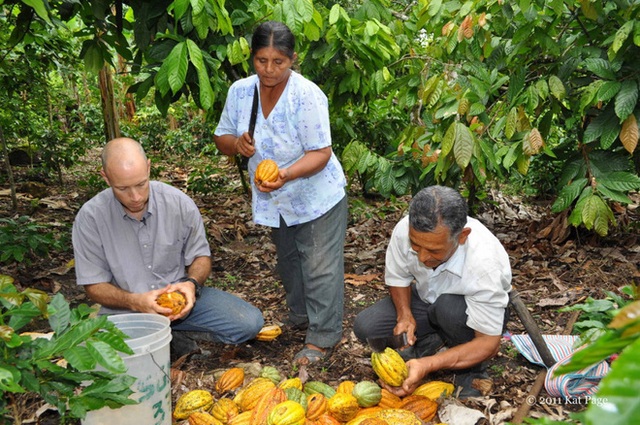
{"left": 2, "top": 155, "right": 639, "bottom": 424}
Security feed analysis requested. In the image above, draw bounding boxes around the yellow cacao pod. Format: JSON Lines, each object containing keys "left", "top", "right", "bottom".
{"left": 370, "top": 347, "right": 408, "bottom": 387}
{"left": 398, "top": 395, "right": 438, "bottom": 422}
{"left": 189, "top": 412, "right": 224, "bottom": 425}
{"left": 267, "top": 400, "right": 306, "bottom": 425}
{"left": 305, "top": 393, "right": 327, "bottom": 420}
{"left": 210, "top": 397, "right": 240, "bottom": 424}
{"left": 234, "top": 377, "right": 276, "bottom": 412}
{"left": 411, "top": 380, "right": 455, "bottom": 401}
{"left": 216, "top": 367, "right": 245, "bottom": 394}
{"left": 279, "top": 377, "right": 303, "bottom": 391}
{"left": 174, "top": 389, "right": 215, "bottom": 420}
{"left": 336, "top": 380, "right": 356, "bottom": 394}
{"left": 228, "top": 411, "right": 253, "bottom": 425}
{"left": 156, "top": 291, "right": 186, "bottom": 316}
{"left": 345, "top": 417, "right": 388, "bottom": 425}
{"left": 254, "top": 159, "right": 279, "bottom": 185}
{"left": 327, "top": 393, "right": 360, "bottom": 423}
{"left": 255, "top": 324, "right": 283, "bottom": 341}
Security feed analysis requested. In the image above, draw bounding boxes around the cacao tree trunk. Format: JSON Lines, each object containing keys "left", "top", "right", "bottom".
{"left": 0, "top": 123, "right": 18, "bottom": 211}
{"left": 99, "top": 65, "right": 120, "bottom": 142}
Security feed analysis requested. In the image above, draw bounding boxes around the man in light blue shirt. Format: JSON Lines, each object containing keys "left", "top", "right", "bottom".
{"left": 72, "top": 137, "right": 264, "bottom": 358}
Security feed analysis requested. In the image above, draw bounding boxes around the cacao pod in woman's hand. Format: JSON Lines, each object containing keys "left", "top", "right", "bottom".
{"left": 254, "top": 159, "right": 279, "bottom": 185}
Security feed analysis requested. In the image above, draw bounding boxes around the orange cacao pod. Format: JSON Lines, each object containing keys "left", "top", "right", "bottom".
{"left": 216, "top": 367, "right": 245, "bottom": 394}
{"left": 254, "top": 159, "right": 279, "bottom": 185}
{"left": 377, "top": 389, "right": 401, "bottom": 409}
{"left": 312, "top": 414, "right": 341, "bottom": 425}
{"left": 234, "top": 377, "right": 276, "bottom": 412}
{"left": 157, "top": 291, "right": 186, "bottom": 316}
{"left": 250, "top": 387, "right": 287, "bottom": 425}
{"left": 398, "top": 394, "right": 438, "bottom": 422}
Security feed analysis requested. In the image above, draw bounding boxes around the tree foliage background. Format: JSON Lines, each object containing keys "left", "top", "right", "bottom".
{"left": 1, "top": 0, "right": 640, "bottom": 422}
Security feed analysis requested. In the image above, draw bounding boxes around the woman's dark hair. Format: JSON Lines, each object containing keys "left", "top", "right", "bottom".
{"left": 409, "top": 186, "right": 468, "bottom": 238}
{"left": 251, "top": 20, "right": 296, "bottom": 59}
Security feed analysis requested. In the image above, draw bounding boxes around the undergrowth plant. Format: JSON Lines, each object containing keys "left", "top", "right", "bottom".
{"left": 0, "top": 216, "right": 66, "bottom": 265}
{"left": 0, "top": 275, "right": 137, "bottom": 423}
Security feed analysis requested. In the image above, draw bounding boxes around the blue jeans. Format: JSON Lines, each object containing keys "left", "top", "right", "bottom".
{"left": 171, "top": 286, "right": 264, "bottom": 345}
{"left": 271, "top": 195, "right": 348, "bottom": 348}
{"left": 354, "top": 286, "right": 480, "bottom": 348}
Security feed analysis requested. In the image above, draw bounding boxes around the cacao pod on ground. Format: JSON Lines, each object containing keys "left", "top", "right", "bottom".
{"left": 174, "top": 389, "right": 215, "bottom": 420}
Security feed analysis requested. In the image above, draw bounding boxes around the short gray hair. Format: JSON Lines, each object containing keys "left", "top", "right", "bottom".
{"left": 409, "top": 186, "right": 468, "bottom": 237}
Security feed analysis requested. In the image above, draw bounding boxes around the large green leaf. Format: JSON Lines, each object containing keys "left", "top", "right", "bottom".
{"left": 551, "top": 178, "right": 588, "bottom": 213}
{"left": 597, "top": 171, "right": 640, "bottom": 192}
{"left": 585, "top": 338, "right": 640, "bottom": 424}
{"left": 21, "top": 0, "right": 51, "bottom": 24}
{"left": 186, "top": 39, "right": 214, "bottom": 110}
{"left": 453, "top": 122, "right": 474, "bottom": 169}
{"left": 86, "top": 340, "right": 127, "bottom": 374}
{"left": 614, "top": 80, "right": 638, "bottom": 121}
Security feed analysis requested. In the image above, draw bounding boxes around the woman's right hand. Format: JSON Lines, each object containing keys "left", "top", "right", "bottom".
{"left": 235, "top": 132, "right": 256, "bottom": 158}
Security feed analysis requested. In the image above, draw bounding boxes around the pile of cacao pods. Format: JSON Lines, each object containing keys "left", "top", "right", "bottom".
{"left": 173, "top": 350, "right": 454, "bottom": 425}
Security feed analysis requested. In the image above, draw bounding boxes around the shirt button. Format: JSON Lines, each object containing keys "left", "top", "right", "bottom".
{"left": 147, "top": 265, "right": 151, "bottom": 269}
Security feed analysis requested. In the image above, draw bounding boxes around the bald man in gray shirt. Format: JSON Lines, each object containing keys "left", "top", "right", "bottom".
{"left": 72, "top": 137, "right": 264, "bottom": 357}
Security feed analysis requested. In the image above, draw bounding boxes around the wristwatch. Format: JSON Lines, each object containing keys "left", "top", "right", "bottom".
{"left": 183, "top": 277, "right": 202, "bottom": 298}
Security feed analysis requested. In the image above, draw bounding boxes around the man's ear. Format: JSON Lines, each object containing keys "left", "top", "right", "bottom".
{"left": 100, "top": 169, "right": 110, "bottom": 186}
{"left": 458, "top": 227, "right": 471, "bottom": 245}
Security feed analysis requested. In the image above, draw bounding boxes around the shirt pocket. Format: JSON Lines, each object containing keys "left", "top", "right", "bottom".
{"left": 152, "top": 242, "right": 184, "bottom": 275}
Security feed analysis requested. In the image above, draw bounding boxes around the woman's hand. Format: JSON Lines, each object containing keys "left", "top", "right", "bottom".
{"left": 235, "top": 132, "right": 256, "bottom": 158}
{"left": 257, "top": 168, "right": 290, "bottom": 192}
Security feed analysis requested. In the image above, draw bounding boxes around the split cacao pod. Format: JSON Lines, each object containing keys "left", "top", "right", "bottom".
{"left": 216, "top": 367, "right": 245, "bottom": 394}
{"left": 254, "top": 159, "right": 279, "bottom": 185}
{"left": 157, "top": 291, "right": 186, "bottom": 316}
{"left": 255, "top": 324, "right": 283, "bottom": 341}
{"left": 370, "top": 347, "right": 408, "bottom": 387}
{"left": 174, "top": 389, "right": 215, "bottom": 420}
{"left": 305, "top": 393, "right": 327, "bottom": 420}
{"left": 411, "top": 380, "right": 454, "bottom": 401}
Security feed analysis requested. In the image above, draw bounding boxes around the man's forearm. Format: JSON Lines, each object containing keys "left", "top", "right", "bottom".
{"left": 419, "top": 332, "right": 501, "bottom": 371}
{"left": 186, "top": 256, "right": 211, "bottom": 284}
{"left": 84, "top": 282, "right": 140, "bottom": 311}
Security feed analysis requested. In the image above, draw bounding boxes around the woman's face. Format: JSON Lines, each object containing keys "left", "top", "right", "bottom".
{"left": 253, "top": 46, "right": 296, "bottom": 88}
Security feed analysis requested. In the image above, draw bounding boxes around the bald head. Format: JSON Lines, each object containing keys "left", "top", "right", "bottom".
{"left": 101, "top": 137, "right": 148, "bottom": 175}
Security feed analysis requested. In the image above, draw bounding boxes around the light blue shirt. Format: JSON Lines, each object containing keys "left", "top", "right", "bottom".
{"left": 215, "top": 72, "right": 346, "bottom": 227}
{"left": 385, "top": 216, "right": 512, "bottom": 336}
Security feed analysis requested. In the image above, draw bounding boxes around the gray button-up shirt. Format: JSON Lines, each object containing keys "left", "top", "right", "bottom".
{"left": 72, "top": 181, "right": 211, "bottom": 314}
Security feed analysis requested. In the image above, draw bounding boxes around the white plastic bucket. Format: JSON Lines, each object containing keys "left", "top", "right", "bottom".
{"left": 82, "top": 313, "right": 172, "bottom": 425}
